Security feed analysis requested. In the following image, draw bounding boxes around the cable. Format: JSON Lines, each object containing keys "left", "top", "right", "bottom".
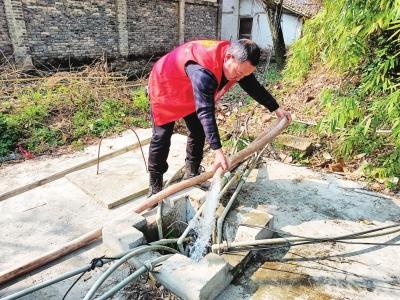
{"left": 84, "top": 245, "right": 179, "bottom": 300}
{"left": 62, "top": 256, "right": 118, "bottom": 300}
{"left": 218, "top": 224, "right": 400, "bottom": 254}
{"left": 270, "top": 223, "right": 400, "bottom": 242}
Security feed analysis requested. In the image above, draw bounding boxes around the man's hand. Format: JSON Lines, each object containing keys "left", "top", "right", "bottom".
{"left": 275, "top": 107, "right": 292, "bottom": 123}
{"left": 212, "top": 148, "right": 230, "bottom": 172}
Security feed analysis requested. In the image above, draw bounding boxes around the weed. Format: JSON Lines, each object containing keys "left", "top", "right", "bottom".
{"left": 282, "top": 0, "right": 400, "bottom": 186}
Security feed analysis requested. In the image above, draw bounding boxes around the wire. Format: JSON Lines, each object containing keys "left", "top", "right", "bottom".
{"left": 62, "top": 256, "right": 118, "bottom": 300}
{"left": 221, "top": 224, "right": 400, "bottom": 255}
{"left": 269, "top": 223, "right": 400, "bottom": 242}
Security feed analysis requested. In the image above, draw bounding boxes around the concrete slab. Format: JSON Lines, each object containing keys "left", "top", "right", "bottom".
{"left": 0, "top": 177, "right": 146, "bottom": 272}
{"left": 155, "top": 253, "right": 233, "bottom": 300}
{"left": 223, "top": 205, "right": 274, "bottom": 242}
{"left": 65, "top": 134, "right": 188, "bottom": 208}
{"left": 218, "top": 159, "right": 400, "bottom": 300}
{"left": 0, "top": 128, "right": 152, "bottom": 198}
{"left": 102, "top": 216, "right": 146, "bottom": 255}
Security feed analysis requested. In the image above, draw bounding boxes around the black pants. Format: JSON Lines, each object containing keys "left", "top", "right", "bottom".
{"left": 148, "top": 112, "right": 205, "bottom": 176}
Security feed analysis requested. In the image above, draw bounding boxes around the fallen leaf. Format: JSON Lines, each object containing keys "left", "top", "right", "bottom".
{"left": 328, "top": 158, "right": 345, "bottom": 172}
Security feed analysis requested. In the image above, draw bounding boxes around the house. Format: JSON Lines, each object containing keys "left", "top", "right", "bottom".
{"left": 221, "top": 0, "right": 321, "bottom": 51}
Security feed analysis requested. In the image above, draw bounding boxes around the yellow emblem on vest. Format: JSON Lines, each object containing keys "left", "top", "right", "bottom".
{"left": 198, "top": 40, "right": 217, "bottom": 48}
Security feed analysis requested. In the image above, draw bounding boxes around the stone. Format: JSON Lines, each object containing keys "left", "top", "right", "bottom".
{"left": 102, "top": 215, "right": 146, "bottom": 255}
{"left": 276, "top": 134, "right": 314, "bottom": 154}
{"left": 155, "top": 253, "right": 233, "bottom": 300}
{"left": 219, "top": 206, "right": 274, "bottom": 278}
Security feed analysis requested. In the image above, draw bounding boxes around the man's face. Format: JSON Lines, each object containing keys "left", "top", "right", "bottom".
{"left": 223, "top": 53, "right": 256, "bottom": 81}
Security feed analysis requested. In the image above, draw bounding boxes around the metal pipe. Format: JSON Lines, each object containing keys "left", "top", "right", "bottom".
{"left": 156, "top": 201, "right": 164, "bottom": 240}
{"left": 156, "top": 165, "right": 185, "bottom": 240}
{"left": 212, "top": 225, "right": 400, "bottom": 253}
{"left": 134, "top": 118, "right": 289, "bottom": 213}
{"left": 84, "top": 245, "right": 179, "bottom": 300}
{"left": 95, "top": 255, "right": 172, "bottom": 300}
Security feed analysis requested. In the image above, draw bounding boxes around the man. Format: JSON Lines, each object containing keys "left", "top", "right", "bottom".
{"left": 147, "top": 39, "right": 291, "bottom": 196}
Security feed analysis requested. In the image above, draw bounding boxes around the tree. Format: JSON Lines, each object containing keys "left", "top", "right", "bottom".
{"left": 261, "top": 0, "right": 286, "bottom": 69}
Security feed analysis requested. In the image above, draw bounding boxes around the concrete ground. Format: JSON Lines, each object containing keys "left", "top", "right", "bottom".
{"left": 0, "top": 130, "right": 188, "bottom": 299}
{"left": 1, "top": 130, "right": 399, "bottom": 299}
{"left": 217, "top": 159, "right": 400, "bottom": 300}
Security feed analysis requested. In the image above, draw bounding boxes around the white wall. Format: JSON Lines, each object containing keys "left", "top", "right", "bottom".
{"left": 221, "top": 0, "right": 239, "bottom": 41}
{"left": 221, "top": 0, "right": 303, "bottom": 49}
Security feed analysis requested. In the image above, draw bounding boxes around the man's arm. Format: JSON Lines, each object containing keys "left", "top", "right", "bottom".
{"left": 185, "top": 63, "right": 221, "bottom": 150}
{"left": 185, "top": 64, "right": 229, "bottom": 171}
{"left": 239, "top": 73, "right": 291, "bottom": 121}
{"left": 238, "top": 73, "right": 279, "bottom": 111}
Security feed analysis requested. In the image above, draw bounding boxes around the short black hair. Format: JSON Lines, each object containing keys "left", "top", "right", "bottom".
{"left": 228, "top": 39, "right": 261, "bottom": 66}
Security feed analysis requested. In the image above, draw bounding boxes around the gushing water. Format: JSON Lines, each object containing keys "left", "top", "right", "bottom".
{"left": 189, "top": 173, "right": 222, "bottom": 261}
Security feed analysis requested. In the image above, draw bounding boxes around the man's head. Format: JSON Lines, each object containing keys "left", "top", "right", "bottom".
{"left": 223, "top": 39, "right": 260, "bottom": 81}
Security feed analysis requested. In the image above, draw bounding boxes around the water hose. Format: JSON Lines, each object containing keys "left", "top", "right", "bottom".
{"left": 83, "top": 245, "right": 179, "bottom": 300}
{"left": 3, "top": 239, "right": 185, "bottom": 300}
{"left": 212, "top": 224, "right": 400, "bottom": 253}
{"left": 95, "top": 255, "right": 172, "bottom": 300}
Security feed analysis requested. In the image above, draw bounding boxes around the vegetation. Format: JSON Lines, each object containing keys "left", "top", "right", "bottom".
{"left": 282, "top": 0, "right": 399, "bottom": 188}
{"left": 0, "top": 67, "right": 150, "bottom": 158}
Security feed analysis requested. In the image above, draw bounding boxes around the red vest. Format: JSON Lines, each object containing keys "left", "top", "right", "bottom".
{"left": 148, "top": 40, "right": 236, "bottom": 126}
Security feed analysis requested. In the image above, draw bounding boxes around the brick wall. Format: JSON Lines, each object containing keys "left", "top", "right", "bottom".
{"left": 127, "top": 0, "right": 179, "bottom": 59}
{"left": 0, "top": 0, "right": 13, "bottom": 62}
{"left": 185, "top": 2, "right": 218, "bottom": 42}
{"left": 1, "top": 0, "right": 220, "bottom": 70}
{"left": 21, "top": 0, "right": 119, "bottom": 67}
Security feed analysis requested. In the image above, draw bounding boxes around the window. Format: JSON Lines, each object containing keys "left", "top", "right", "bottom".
{"left": 239, "top": 18, "right": 253, "bottom": 39}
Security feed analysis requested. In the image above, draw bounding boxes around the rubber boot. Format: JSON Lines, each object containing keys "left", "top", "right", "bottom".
{"left": 147, "top": 173, "right": 163, "bottom": 198}
{"left": 183, "top": 160, "right": 201, "bottom": 180}
{"left": 183, "top": 160, "right": 210, "bottom": 190}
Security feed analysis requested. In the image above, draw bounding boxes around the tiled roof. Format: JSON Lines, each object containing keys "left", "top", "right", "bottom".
{"left": 274, "top": 0, "right": 322, "bottom": 18}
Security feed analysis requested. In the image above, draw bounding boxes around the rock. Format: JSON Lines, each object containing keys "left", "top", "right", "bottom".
{"left": 275, "top": 134, "right": 314, "bottom": 154}
{"left": 322, "top": 152, "right": 332, "bottom": 160}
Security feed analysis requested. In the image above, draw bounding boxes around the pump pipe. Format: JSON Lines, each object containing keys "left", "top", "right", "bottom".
{"left": 216, "top": 144, "right": 269, "bottom": 252}
{"left": 133, "top": 118, "right": 289, "bottom": 213}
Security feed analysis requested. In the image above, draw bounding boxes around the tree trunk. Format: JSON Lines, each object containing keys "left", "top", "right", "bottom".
{"left": 263, "top": 0, "right": 286, "bottom": 69}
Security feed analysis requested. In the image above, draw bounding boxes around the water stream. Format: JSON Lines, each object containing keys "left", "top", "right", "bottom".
{"left": 189, "top": 173, "right": 222, "bottom": 261}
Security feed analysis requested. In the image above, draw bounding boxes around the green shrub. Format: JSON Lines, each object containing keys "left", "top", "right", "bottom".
{"left": 132, "top": 87, "right": 149, "bottom": 112}
{"left": 283, "top": 0, "right": 400, "bottom": 185}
